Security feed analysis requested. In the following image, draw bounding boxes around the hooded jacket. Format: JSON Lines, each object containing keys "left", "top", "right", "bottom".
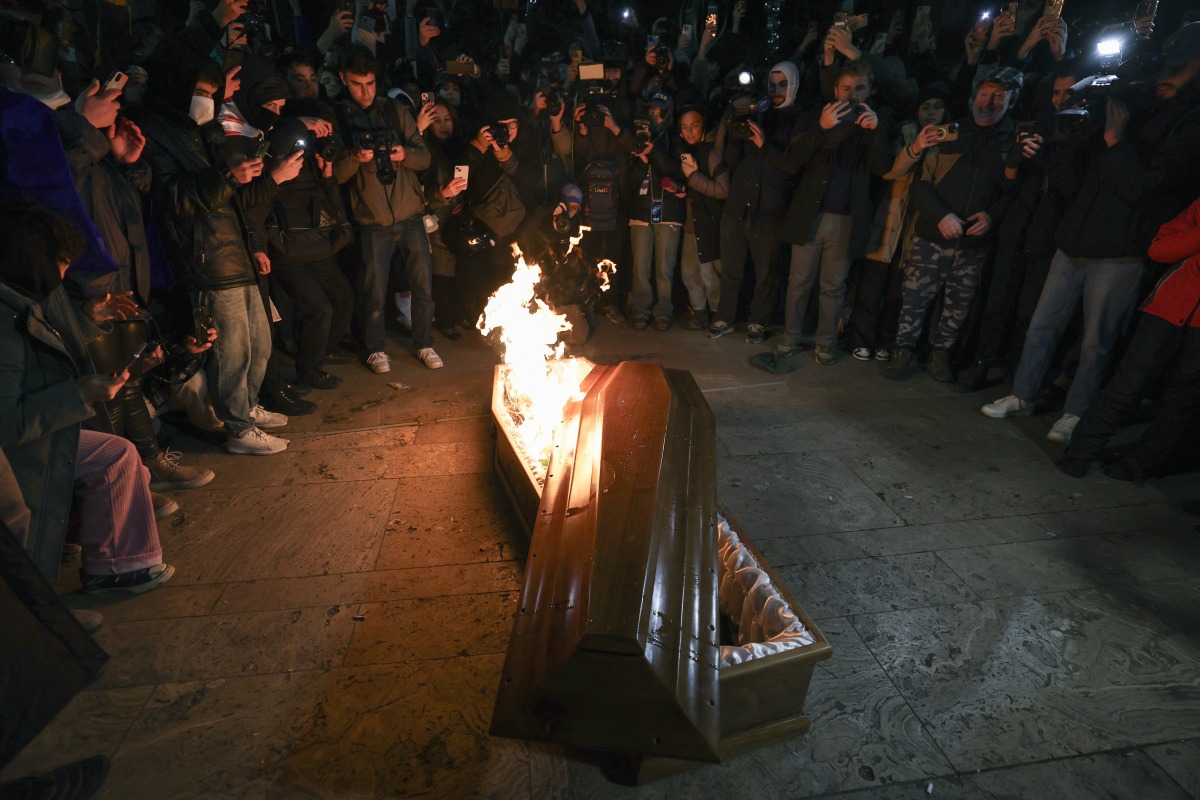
{"left": 0, "top": 282, "right": 103, "bottom": 581}
{"left": 722, "top": 61, "right": 804, "bottom": 225}
{"left": 132, "top": 52, "right": 279, "bottom": 292}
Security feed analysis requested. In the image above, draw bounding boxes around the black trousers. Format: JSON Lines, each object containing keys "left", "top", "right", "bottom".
{"left": 271, "top": 257, "right": 354, "bottom": 376}
{"left": 84, "top": 320, "right": 158, "bottom": 460}
{"left": 848, "top": 257, "right": 904, "bottom": 351}
{"left": 1067, "top": 314, "right": 1200, "bottom": 470}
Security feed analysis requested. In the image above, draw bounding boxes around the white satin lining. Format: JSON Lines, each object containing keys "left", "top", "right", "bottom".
{"left": 717, "top": 514, "right": 815, "bottom": 667}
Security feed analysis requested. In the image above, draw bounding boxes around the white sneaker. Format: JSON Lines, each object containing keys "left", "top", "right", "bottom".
{"left": 1047, "top": 413, "right": 1080, "bottom": 444}
{"left": 367, "top": 351, "right": 391, "bottom": 373}
{"left": 851, "top": 347, "right": 873, "bottom": 362}
{"left": 980, "top": 395, "right": 1033, "bottom": 419}
{"left": 418, "top": 348, "right": 443, "bottom": 369}
{"left": 225, "top": 426, "right": 289, "bottom": 455}
{"left": 250, "top": 405, "right": 288, "bottom": 428}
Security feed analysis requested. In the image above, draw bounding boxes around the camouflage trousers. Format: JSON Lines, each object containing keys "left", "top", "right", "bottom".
{"left": 895, "top": 237, "right": 989, "bottom": 350}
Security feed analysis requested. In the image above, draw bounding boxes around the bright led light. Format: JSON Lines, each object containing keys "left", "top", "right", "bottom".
{"left": 980, "top": 10, "right": 991, "bottom": 19}
{"left": 1096, "top": 38, "right": 1123, "bottom": 56}
{"left": 737, "top": 70, "right": 754, "bottom": 86}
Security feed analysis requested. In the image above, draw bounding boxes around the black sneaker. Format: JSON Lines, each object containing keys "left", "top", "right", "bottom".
{"left": 744, "top": 324, "right": 765, "bottom": 344}
{"left": 260, "top": 384, "right": 317, "bottom": 416}
{"left": 298, "top": 369, "right": 344, "bottom": 391}
{"left": 81, "top": 563, "right": 175, "bottom": 595}
{"left": 323, "top": 348, "right": 356, "bottom": 365}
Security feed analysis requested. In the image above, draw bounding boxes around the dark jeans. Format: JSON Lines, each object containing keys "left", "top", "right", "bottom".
{"left": 1067, "top": 314, "right": 1200, "bottom": 471}
{"left": 716, "top": 215, "right": 783, "bottom": 327}
{"left": 271, "top": 257, "right": 354, "bottom": 376}
{"left": 358, "top": 217, "right": 434, "bottom": 351}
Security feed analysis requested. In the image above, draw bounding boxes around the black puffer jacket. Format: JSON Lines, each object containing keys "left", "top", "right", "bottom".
{"left": 136, "top": 105, "right": 278, "bottom": 292}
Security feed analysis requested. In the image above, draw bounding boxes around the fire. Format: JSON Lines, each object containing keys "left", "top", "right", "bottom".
{"left": 478, "top": 243, "right": 586, "bottom": 466}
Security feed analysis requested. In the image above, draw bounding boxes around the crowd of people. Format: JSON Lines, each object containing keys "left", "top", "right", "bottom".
{"left": 1, "top": 1, "right": 1199, "bottom": 794}
{"left": 0, "top": 0, "right": 1196, "bottom": 580}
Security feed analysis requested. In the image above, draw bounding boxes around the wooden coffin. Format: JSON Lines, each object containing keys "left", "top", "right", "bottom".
{"left": 490, "top": 361, "right": 722, "bottom": 762}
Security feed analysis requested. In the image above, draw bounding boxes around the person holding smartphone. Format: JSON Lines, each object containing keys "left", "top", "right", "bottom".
{"left": 0, "top": 202, "right": 176, "bottom": 594}
{"left": 677, "top": 103, "right": 728, "bottom": 330}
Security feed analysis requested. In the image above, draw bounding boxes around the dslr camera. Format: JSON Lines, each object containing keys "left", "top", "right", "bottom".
{"left": 488, "top": 121, "right": 511, "bottom": 148}
{"left": 728, "top": 97, "right": 769, "bottom": 141}
{"left": 543, "top": 82, "right": 564, "bottom": 116}
{"left": 352, "top": 128, "right": 398, "bottom": 185}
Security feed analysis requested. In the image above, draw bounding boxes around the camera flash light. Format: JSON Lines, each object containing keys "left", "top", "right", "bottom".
{"left": 1096, "top": 39, "right": 1122, "bottom": 56}
{"left": 622, "top": 8, "right": 631, "bottom": 19}
{"left": 737, "top": 70, "right": 754, "bottom": 86}
{"left": 980, "top": 10, "right": 991, "bottom": 19}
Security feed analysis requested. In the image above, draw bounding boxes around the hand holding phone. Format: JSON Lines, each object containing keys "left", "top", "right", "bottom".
{"left": 454, "top": 164, "right": 469, "bottom": 185}
{"left": 115, "top": 342, "right": 148, "bottom": 376}
{"left": 103, "top": 71, "right": 128, "bottom": 93}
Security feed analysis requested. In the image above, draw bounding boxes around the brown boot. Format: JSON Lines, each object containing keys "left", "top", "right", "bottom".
{"left": 145, "top": 450, "right": 215, "bottom": 491}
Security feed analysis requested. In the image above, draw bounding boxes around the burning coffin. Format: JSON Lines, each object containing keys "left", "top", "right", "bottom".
{"left": 490, "top": 358, "right": 832, "bottom": 780}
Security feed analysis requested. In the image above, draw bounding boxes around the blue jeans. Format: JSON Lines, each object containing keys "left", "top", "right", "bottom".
{"left": 358, "top": 217, "right": 434, "bottom": 351}
{"left": 629, "top": 222, "right": 682, "bottom": 319}
{"left": 197, "top": 285, "right": 271, "bottom": 435}
{"left": 1011, "top": 249, "right": 1145, "bottom": 416}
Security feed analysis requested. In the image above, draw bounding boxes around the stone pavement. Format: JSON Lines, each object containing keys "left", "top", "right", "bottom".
{"left": 5, "top": 319, "right": 1200, "bottom": 799}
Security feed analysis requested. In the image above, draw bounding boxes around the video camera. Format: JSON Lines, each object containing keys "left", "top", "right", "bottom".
{"left": 581, "top": 85, "right": 617, "bottom": 129}
{"left": 728, "top": 97, "right": 770, "bottom": 141}
{"left": 1053, "top": 31, "right": 1160, "bottom": 140}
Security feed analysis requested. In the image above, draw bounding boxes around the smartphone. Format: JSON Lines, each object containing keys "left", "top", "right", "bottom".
{"left": 932, "top": 123, "right": 960, "bottom": 142}
{"left": 254, "top": 137, "right": 270, "bottom": 158}
{"left": 291, "top": 138, "right": 307, "bottom": 157}
{"left": 421, "top": 91, "right": 434, "bottom": 106}
{"left": 706, "top": 12, "right": 717, "bottom": 27}
{"left": 681, "top": 23, "right": 693, "bottom": 39}
{"left": 223, "top": 49, "right": 244, "bottom": 71}
{"left": 1135, "top": 0, "right": 1158, "bottom": 19}
{"left": 424, "top": 6, "right": 441, "bottom": 25}
{"left": 1016, "top": 120, "right": 1038, "bottom": 141}
{"left": 192, "top": 307, "right": 213, "bottom": 343}
{"left": 445, "top": 60, "right": 475, "bottom": 76}
{"left": 680, "top": 153, "right": 696, "bottom": 170}
{"left": 336, "top": 0, "right": 355, "bottom": 15}
{"left": 833, "top": 11, "right": 849, "bottom": 28}
{"left": 359, "top": 16, "right": 375, "bottom": 33}
{"left": 914, "top": 5, "right": 932, "bottom": 26}
{"left": 103, "top": 70, "right": 128, "bottom": 92}
{"left": 650, "top": 198, "right": 663, "bottom": 224}
{"left": 454, "top": 164, "right": 469, "bottom": 183}
{"left": 1044, "top": 0, "right": 1065, "bottom": 19}
{"left": 118, "top": 342, "right": 148, "bottom": 375}
{"left": 647, "top": 34, "right": 659, "bottom": 47}
{"left": 571, "top": 48, "right": 584, "bottom": 66}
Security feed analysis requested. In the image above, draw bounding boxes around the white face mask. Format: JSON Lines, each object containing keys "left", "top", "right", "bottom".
{"left": 188, "top": 95, "right": 215, "bottom": 125}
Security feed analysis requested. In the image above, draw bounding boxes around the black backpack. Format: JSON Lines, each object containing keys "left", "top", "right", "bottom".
{"left": 582, "top": 157, "right": 620, "bottom": 231}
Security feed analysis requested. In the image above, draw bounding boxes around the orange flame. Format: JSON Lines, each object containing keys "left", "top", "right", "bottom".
{"left": 479, "top": 243, "right": 587, "bottom": 464}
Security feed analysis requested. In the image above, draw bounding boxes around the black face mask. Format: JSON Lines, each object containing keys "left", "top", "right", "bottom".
{"left": 251, "top": 107, "right": 280, "bottom": 132}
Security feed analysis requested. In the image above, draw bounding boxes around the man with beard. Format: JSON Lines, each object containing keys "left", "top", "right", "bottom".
{"left": 882, "top": 67, "right": 1023, "bottom": 382}
{"left": 981, "top": 23, "right": 1200, "bottom": 444}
